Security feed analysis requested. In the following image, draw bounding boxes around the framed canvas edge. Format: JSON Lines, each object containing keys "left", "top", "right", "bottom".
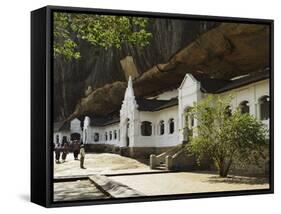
{"left": 33, "top": 5, "right": 274, "bottom": 208}
{"left": 50, "top": 189, "right": 273, "bottom": 208}
{"left": 46, "top": 6, "right": 53, "bottom": 207}
{"left": 45, "top": 5, "right": 274, "bottom": 24}
{"left": 31, "top": 7, "right": 49, "bottom": 207}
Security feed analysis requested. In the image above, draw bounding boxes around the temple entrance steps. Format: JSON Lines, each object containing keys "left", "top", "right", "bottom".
{"left": 150, "top": 144, "right": 214, "bottom": 171}
{"left": 150, "top": 144, "right": 187, "bottom": 170}
{"left": 156, "top": 162, "right": 168, "bottom": 170}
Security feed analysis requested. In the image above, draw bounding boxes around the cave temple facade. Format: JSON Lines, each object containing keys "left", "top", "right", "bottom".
{"left": 54, "top": 69, "right": 270, "bottom": 159}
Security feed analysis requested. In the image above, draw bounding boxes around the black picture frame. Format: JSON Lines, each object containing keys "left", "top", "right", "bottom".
{"left": 31, "top": 5, "right": 274, "bottom": 208}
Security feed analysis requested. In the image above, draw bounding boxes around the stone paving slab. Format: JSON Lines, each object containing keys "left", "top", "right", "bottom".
{"left": 53, "top": 153, "right": 269, "bottom": 201}
{"left": 89, "top": 175, "right": 145, "bottom": 198}
{"left": 54, "top": 180, "right": 108, "bottom": 202}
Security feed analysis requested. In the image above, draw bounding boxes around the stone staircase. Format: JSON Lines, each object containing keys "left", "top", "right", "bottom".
{"left": 150, "top": 145, "right": 183, "bottom": 170}
{"left": 157, "top": 162, "right": 168, "bottom": 170}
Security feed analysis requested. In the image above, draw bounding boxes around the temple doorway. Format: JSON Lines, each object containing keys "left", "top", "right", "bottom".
{"left": 126, "top": 118, "right": 130, "bottom": 147}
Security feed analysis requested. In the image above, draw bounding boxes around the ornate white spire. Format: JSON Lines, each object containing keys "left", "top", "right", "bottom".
{"left": 83, "top": 116, "right": 90, "bottom": 129}
{"left": 128, "top": 76, "right": 133, "bottom": 88}
{"left": 125, "top": 76, "right": 134, "bottom": 98}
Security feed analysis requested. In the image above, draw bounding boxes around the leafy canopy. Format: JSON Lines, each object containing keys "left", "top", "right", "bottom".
{"left": 186, "top": 95, "right": 268, "bottom": 177}
{"left": 53, "top": 12, "right": 152, "bottom": 60}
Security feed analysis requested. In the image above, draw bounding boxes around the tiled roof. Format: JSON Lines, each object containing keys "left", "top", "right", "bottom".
{"left": 215, "top": 70, "right": 269, "bottom": 93}
{"left": 193, "top": 74, "right": 230, "bottom": 93}
{"left": 136, "top": 98, "right": 178, "bottom": 112}
{"left": 193, "top": 70, "right": 269, "bottom": 93}
{"left": 90, "top": 115, "right": 120, "bottom": 127}
{"left": 60, "top": 122, "right": 70, "bottom": 131}
{"left": 54, "top": 121, "right": 70, "bottom": 132}
{"left": 54, "top": 122, "right": 62, "bottom": 132}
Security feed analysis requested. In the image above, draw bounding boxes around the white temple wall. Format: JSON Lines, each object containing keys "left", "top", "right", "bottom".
{"left": 70, "top": 118, "right": 82, "bottom": 135}
{"left": 53, "top": 118, "right": 81, "bottom": 143}
{"left": 134, "top": 106, "right": 179, "bottom": 148}
{"left": 86, "top": 123, "right": 120, "bottom": 145}
{"left": 78, "top": 76, "right": 269, "bottom": 150}
{"left": 178, "top": 74, "right": 203, "bottom": 142}
{"left": 220, "top": 79, "right": 270, "bottom": 130}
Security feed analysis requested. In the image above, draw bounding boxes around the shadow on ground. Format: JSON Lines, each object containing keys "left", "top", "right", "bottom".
{"left": 207, "top": 176, "right": 269, "bottom": 185}
{"left": 133, "top": 158, "right": 150, "bottom": 165}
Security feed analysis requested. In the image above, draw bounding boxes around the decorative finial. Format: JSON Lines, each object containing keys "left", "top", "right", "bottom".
{"left": 128, "top": 76, "right": 133, "bottom": 88}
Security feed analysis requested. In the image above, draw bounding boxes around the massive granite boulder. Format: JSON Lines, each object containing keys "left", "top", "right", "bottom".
{"left": 58, "top": 22, "right": 270, "bottom": 122}
{"left": 71, "top": 81, "right": 127, "bottom": 119}
{"left": 54, "top": 18, "right": 215, "bottom": 121}
{"left": 133, "top": 23, "right": 270, "bottom": 97}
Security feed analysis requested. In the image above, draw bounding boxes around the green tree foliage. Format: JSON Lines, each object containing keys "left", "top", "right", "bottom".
{"left": 53, "top": 12, "right": 152, "bottom": 60}
{"left": 186, "top": 95, "right": 268, "bottom": 177}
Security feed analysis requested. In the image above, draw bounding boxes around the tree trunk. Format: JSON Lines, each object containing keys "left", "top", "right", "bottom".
{"left": 219, "top": 158, "right": 233, "bottom": 177}
{"left": 219, "top": 167, "right": 227, "bottom": 177}
{"left": 59, "top": 58, "right": 67, "bottom": 119}
{"left": 218, "top": 157, "right": 225, "bottom": 177}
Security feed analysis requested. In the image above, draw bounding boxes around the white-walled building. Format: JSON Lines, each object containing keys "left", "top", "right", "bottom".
{"left": 53, "top": 118, "right": 82, "bottom": 143}
{"left": 54, "top": 69, "right": 270, "bottom": 158}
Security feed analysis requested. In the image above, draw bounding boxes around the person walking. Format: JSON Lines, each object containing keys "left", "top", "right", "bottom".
{"left": 80, "top": 142, "right": 86, "bottom": 169}
{"left": 61, "top": 136, "right": 69, "bottom": 163}
{"left": 54, "top": 139, "right": 61, "bottom": 164}
{"left": 73, "top": 140, "right": 80, "bottom": 160}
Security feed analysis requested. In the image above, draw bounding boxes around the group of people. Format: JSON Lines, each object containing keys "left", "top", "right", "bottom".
{"left": 54, "top": 136, "right": 86, "bottom": 169}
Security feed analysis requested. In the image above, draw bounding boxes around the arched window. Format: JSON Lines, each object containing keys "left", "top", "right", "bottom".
{"left": 141, "top": 121, "right": 152, "bottom": 136}
{"left": 62, "top": 136, "right": 68, "bottom": 145}
{"left": 105, "top": 132, "right": 108, "bottom": 141}
{"left": 114, "top": 130, "right": 117, "bottom": 139}
{"left": 169, "top": 118, "right": 175, "bottom": 134}
{"left": 109, "top": 131, "right": 112, "bottom": 140}
{"left": 71, "top": 133, "right": 81, "bottom": 141}
{"left": 184, "top": 107, "right": 194, "bottom": 129}
{"left": 185, "top": 113, "right": 194, "bottom": 128}
{"left": 94, "top": 133, "right": 99, "bottom": 142}
{"left": 259, "top": 96, "right": 270, "bottom": 120}
{"left": 239, "top": 101, "right": 250, "bottom": 114}
{"left": 159, "top": 120, "right": 165, "bottom": 135}
{"left": 225, "top": 106, "right": 232, "bottom": 117}
{"left": 190, "top": 114, "right": 194, "bottom": 127}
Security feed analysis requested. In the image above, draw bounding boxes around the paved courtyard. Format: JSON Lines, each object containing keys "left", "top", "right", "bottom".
{"left": 54, "top": 180, "right": 108, "bottom": 202}
{"left": 109, "top": 172, "right": 269, "bottom": 196}
{"left": 53, "top": 153, "right": 269, "bottom": 201}
{"left": 54, "top": 153, "right": 154, "bottom": 178}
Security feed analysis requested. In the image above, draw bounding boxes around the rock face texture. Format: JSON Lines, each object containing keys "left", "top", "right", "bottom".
{"left": 54, "top": 18, "right": 215, "bottom": 121}
{"left": 54, "top": 20, "right": 270, "bottom": 123}
{"left": 132, "top": 23, "right": 270, "bottom": 97}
